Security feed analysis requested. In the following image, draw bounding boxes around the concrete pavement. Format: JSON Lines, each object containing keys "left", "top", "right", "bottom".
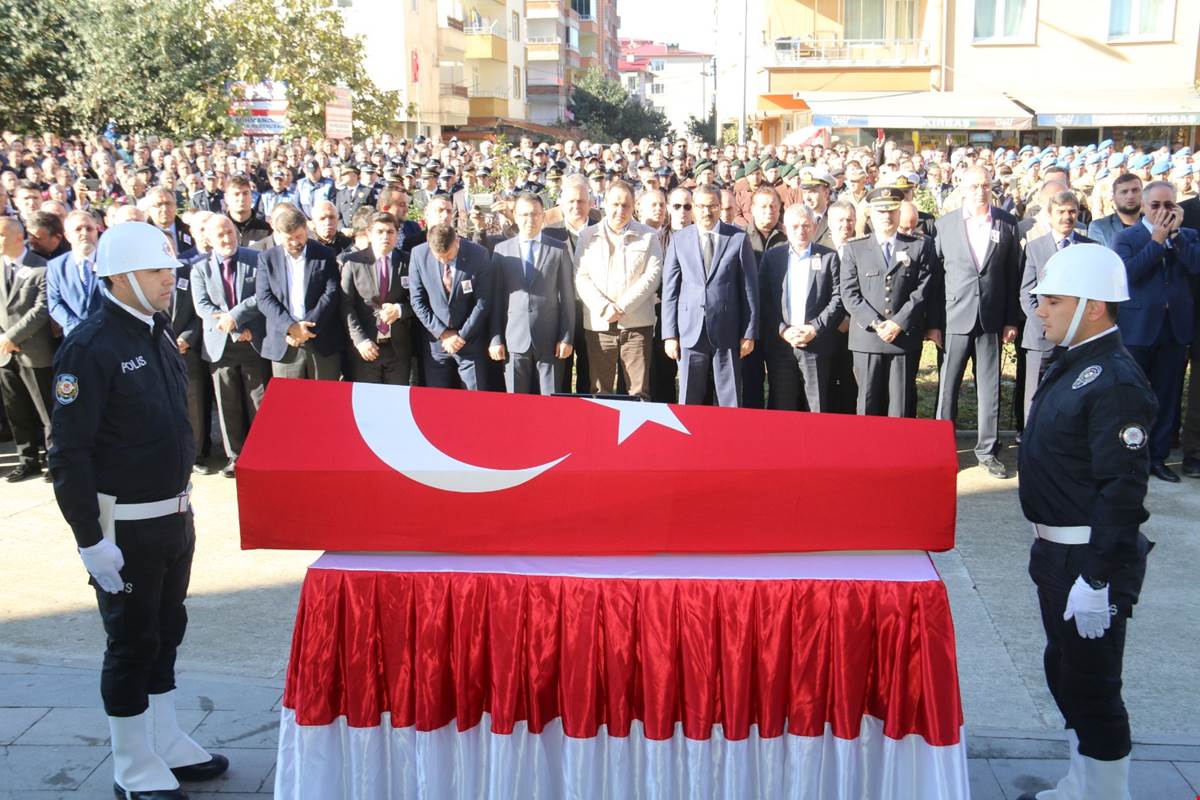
{"left": 1, "top": 435, "right": 1198, "bottom": 797}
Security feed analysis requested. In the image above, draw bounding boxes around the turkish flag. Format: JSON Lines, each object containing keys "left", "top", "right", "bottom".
{"left": 236, "top": 380, "right": 957, "bottom": 554}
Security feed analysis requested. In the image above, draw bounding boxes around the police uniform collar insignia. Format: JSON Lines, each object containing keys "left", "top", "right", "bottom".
{"left": 1072, "top": 364, "right": 1102, "bottom": 389}
{"left": 1119, "top": 424, "right": 1147, "bottom": 450}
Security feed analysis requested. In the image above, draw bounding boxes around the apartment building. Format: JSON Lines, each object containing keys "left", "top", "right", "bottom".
{"left": 620, "top": 40, "right": 715, "bottom": 137}
{"left": 526, "top": 0, "right": 620, "bottom": 124}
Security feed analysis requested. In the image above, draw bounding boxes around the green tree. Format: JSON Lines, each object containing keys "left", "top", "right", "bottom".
{"left": 569, "top": 67, "right": 669, "bottom": 142}
{"left": 217, "top": 0, "right": 401, "bottom": 137}
{"left": 0, "top": 0, "right": 79, "bottom": 132}
{"left": 66, "top": 0, "right": 235, "bottom": 136}
{"left": 686, "top": 103, "right": 716, "bottom": 141}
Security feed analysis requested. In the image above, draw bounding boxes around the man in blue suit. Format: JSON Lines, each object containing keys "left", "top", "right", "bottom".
{"left": 662, "top": 184, "right": 759, "bottom": 407}
{"left": 488, "top": 193, "right": 575, "bottom": 395}
{"left": 254, "top": 205, "right": 342, "bottom": 380}
{"left": 409, "top": 222, "right": 494, "bottom": 390}
{"left": 192, "top": 216, "right": 269, "bottom": 477}
{"left": 46, "top": 210, "right": 102, "bottom": 336}
{"left": 1113, "top": 181, "right": 1200, "bottom": 482}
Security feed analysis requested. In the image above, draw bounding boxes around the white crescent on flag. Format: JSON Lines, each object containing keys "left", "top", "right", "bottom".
{"left": 351, "top": 383, "right": 569, "bottom": 493}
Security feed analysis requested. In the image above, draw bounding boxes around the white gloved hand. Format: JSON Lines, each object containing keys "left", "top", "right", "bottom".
{"left": 1063, "top": 576, "right": 1111, "bottom": 639}
{"left": 79, "top": 539, "right": 126, "bottom": 594}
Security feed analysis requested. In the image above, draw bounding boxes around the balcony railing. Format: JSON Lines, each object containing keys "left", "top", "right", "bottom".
{"left": 772, "top": 36, "right": 931, "bottom": 66}
{"left": 468, "top": 85, "right": 509, "bottom": 98}
{"left": 439, "top": 83, "right": 470, "bottom": 98}
{"left": 528, "top": 35, "right": 562, "bottom": 44}
{"left": 464, "top": 21, "right": 500, "bottom": 35}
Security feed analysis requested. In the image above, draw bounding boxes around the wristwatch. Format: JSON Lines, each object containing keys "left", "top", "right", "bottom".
{"left": 1082, "top": 576, "right": 1108, "bottom": 590}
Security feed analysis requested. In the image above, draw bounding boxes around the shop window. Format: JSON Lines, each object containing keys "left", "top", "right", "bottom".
{"left": 1108, "top": 0, "right": 1175, "bottom": 41}
{"left": 972, "top": 0, "right": 1037, "bottom": 43}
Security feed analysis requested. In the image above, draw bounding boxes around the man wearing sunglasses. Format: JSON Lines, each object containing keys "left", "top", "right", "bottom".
{"left": 1112, "top": 181, "right": 1200, "bottom": 482}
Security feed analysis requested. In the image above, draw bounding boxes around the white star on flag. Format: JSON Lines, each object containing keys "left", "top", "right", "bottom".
{"left": 582, "top": 398, "right": 691, "bottom": 444}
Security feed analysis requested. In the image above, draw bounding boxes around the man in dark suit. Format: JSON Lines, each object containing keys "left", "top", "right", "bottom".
{"left": 1088, "top": 173, "right": 1143, "bottom": 249}
{"left": 0, "top": 218, "right": 54, "bottom": 482}
{"left": 192, "top": 215, "right": 269, "bottom": 477}
{"left": 46, "top": 210, "right": 103, "bottom": 336}
{"left": 1018, "top": 192, "right": 1093, "bottom": 417}
{"left": 742, "top": 185, "right": 787, "bottom": 408}
{"left": 340, "top": 212, "right": 413, "bottom": 384}
{"left": 254, "top": 205, "right": 343, "bottom": 380}
{"left": 542, "top": 174, "right": 599, "bottom": 393}
{"left": 760, "top": 204, "right": 844, "bottom": 412}
{"left": 932, "top": 166, "right": 1021, "bottom": 478}
{"left": 165, "top": 239, "right": 209, "bottom": 474}
{"left": 1113, "top": 181, "right": 1200, "bottom": 482}
{"left": 408, "top": 222, "right": 494, "bottom": 390}
{"left": 840, "top": 187, "right": 936, "bottom": 417}
{"left": 146, "top": 187, "right": 197, "bottom": 260}
{"left": 662, "top": 184, "right": 759, "bottom": 407}
{"left": 376, "top": 186, "right": 426, "bottom": 257}
{"left": 489, "top": 193, "right": 575, "bottom": 394}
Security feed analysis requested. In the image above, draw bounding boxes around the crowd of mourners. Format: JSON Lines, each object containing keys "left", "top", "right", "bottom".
{"left": 1, "top": 128, "right": 1197, "bottom": 482}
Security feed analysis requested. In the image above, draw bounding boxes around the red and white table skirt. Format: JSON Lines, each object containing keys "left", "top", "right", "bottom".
{"left": 275, "top": 552, "right": 969, "bottom": 799}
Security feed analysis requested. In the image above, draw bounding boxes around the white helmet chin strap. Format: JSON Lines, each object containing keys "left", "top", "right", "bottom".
{"left": 125, "top": 271, "right": 158, "bottom": 316}
{"left": 1062, "top": 295, "right": 1090, "bottom": 348}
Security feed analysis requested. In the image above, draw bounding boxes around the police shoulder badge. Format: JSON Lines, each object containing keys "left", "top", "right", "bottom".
{"left": 55, "top": 374, "right": 79, "bottom": 405}
{"left": 1072, "top": 364, "right": 1102, "bottom": 390}
{"left": 1119, "top": 423, "right": 1147, "bottom": 450}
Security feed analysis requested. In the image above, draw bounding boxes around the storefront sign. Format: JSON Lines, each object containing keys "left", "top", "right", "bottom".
{"left": 1037, "top": 112, "right": 1200, "bottom": 127}
{"left": 812, "top": 114, "right": 1032, "bottom": 131}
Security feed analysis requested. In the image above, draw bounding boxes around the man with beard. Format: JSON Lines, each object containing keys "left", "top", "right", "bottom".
{"left": 1087, "top": 173, "right": 1143, "bottom": 249}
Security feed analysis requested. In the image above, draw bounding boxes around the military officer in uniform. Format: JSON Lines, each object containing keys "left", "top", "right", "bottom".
{"left": 839, "top": 187, "right": 936, "bottom": 417}
{"left": 1017, "top": 243, "right": 1155, "bottom": 800}
{"left": 334, "top": 164, "right": 373, "bottom": 230}
{"left": 48, "top": 222, "right": 229, "bottom": 799}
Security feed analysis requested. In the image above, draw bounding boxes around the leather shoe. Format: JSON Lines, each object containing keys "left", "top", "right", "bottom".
{"left": 171, "top": 753, "right": 229, "bottom": 782}
{"left": 1150, "top": 462, "right": 1181, "bottom": 483}
{"left": 1015, "top": 794, "right": 1042, "bottom": 800}
{"left": 979, "top": 456, "right": 1009, "bottom": 479}
{"left": 5, "top": 463, "right": 43, "bottom": 482}
{"left": 220, "top": 459, "right": 236, "bottom": 478}
{"left": 1182, "top": 457, "right": 1200, "bottom": 478}
{"left": 192, "top": 460, "right": 216, "bottom": 476}
{"left": 112, "top": 783, "right": 186, "bottom": 798}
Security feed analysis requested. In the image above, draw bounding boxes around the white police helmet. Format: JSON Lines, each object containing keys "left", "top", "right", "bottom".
{"left": 1032, "top": 243, "right": 1129, "bottom": 301}
{"left": 96, "top": 221, "right": 178, "bottom": 278}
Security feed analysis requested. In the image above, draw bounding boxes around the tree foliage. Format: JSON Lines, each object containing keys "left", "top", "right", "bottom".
{"left": 0, "top": 0, "right": 399, "bottom": 138}
{"left": 569, "top": 67, "right": 670, "bottom": 143}
{"left": 686, "top": 104, "right": 716, "bottom": 141}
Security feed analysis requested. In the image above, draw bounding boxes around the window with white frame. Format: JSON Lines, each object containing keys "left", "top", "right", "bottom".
{"left": 651, "top": 83, "right": 664, "bottom": 95}
{"left": 650, "top": 59, "right": 665, "bottom": 72}
{"left": 626, "top": 76, "right": 637, "bottom": 91}
{"left": 513, "top": 67, "right": 522, "bottom": 99}
{"left": 1108, "top": 0, "right": 1175, "bottom": 40}
{"left": 972, "top": 0, "right": 1037, "bottom": 43}
{"left": 511, "top": 11, "right": 520, "bottom": 40}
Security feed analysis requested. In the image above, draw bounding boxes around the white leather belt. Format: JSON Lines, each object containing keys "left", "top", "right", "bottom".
{"left": 1033, "top": 523, "right": 1090, "bottom": 545}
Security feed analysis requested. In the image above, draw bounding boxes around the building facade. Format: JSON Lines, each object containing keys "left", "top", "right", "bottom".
{"left": 526, "top": 0, "right": 620, "bottom": 125}
{"left": 715, "top": 0, "right": 1200, "bottom": 149}
{"left": 620, "top": 40, "right": 715, "bottom": 138}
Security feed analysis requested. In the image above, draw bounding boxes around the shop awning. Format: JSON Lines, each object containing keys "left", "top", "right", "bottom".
{"left": 1015, "top": 88, "right": 1200, "bottom": 128}
{"left": 801, "top": 90, "right": 1033, "bottom": 131}
{"left": 757, "top": 93, "right": 810, "bottom": 113}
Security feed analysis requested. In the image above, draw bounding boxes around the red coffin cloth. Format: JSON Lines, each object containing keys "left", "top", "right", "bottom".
{"left": 238, "top": 380, "right": 956, "bottom": 554}
{"left": 283, "top": 567, "right": 963, "bottom": 747}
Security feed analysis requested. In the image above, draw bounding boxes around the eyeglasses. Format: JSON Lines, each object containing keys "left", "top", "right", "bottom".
{"left": 671, "top": 203, "right": 693, "bottom": 211}
{"left": 1148, "top": 201, "right": 1177, "bottom": 210}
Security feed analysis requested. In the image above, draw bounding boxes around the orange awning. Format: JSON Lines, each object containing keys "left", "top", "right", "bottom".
{"left": 757, "top": 94, "right": 810, "bottom": 113}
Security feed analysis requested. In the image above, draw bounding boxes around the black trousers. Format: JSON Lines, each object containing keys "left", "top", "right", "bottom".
{"left": 348, "top": 339, "right": 411, "bottom": 385}
{"left": 272, "top": 346, "right": 342, "bottom": 380}
{"left": 558, "top": 302, "right": 590, "bottom": 393}
{"left": 1028, "top": 538, "right": 1141, "bottom": 761}
{"left": 767, "top": 347, "right": 831, "bottom": 412}
{"left": 827, "top": 330, "right": 857, "bottom": 414}
{"left": 0, "top": 360, "right": 53, "bottom": 466}
{"left": 96, "top": 511, "right": 195, "bottom": 717}
{"left": 740, "top": 341, "right": 766, "bottom": 409}
{"left": 1126, "top": 321, "right": 1189, "bottom": 463}
{"left": 853, "top": 350, "right": 919, "bottom": 417}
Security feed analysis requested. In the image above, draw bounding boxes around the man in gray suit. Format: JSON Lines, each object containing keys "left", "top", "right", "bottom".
{"left": 760, "top": 204, "right": 845, "bottom": 412}
{"left": 489, "top": 194, "right": 576, "bottom": 394}
{"left": 1087, "top": 173, "right": 1143, "bottom": 249}
{"left": 0, "top": 218, "right": 54, "bottom": 482}
{"left": 340, "top": 212, "right": 413, "bottom": 385}
{"left": 192, "top": 216, "right": 268, "bottom": 478}
{"left": 840, "top": 188, "right": 936, "bottom": 417}
{"left": 932, "top": 166, "right": 1021, "bottom": 478}
{"left": 1019, "top": 192, "right": 1093, "bottom": 417}
{"left": 662, "top": 184, "right": 759, "bottom": 407}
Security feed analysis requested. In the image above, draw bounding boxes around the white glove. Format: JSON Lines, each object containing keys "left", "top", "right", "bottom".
{"left": 1063, "top": 576, "right": 1111, "bottom": 639}
{"left": 79, "top": 539, "right": 126, "bottom": 594}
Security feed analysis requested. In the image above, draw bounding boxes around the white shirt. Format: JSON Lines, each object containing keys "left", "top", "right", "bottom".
{"left": 1069, "top": 325, "right": 1119, "bottom": 351}
{"left": 75, "top": 251, "right": 95, "bottom": 283}
{"left": 787, "top": 246, "right": 813, "bottom": 326}
{"left": 874, "top": 233, "right": 899, "bottom": 264}
{"left": 963, "top": 206, "right": 993, "bottom": 266}
{"left": 100, "top": 286, "right": 155, "bottom": 331}
{"left": 518, "top": 234, "right": 543, "bottom": 263}
{"left": 286, "top": 249, "right": 307, "bottom": 320}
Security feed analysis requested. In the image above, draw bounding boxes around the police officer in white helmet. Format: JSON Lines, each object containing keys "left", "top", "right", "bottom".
{"left": 48, "top": 221, "right": 229, "bottom": 799}
{"left": 1017, "top": 243, "right": 1156, "bottom": 800}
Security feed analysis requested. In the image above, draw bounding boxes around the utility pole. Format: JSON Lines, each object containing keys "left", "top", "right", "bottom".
{"left": 739, "top": 0, "right": 748, "bottom": 144}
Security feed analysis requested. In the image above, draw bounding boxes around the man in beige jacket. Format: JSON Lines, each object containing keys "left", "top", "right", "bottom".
{"left": 574, "top": 180, "right": 663, "bottom": 398}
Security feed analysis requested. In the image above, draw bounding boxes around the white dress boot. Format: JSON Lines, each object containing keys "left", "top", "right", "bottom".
{"left": 1078, "top": 753, "right": 1133, "bottom": 800}
{"left": 147, "top": 691, "right": 211, "bottom": 768}
{"left": 1021, "top": 730, "right": 1084, "bottom": 800}
{"left": 108, "top": 713, "right": 181, "bottom": 793}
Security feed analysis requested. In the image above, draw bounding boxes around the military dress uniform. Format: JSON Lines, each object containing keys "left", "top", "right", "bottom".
{"left": 1018, "top": 328, "right": 1155, "bottom": 795}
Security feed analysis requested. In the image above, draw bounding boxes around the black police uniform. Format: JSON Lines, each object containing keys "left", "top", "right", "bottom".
{"left": 48, "top": 297, "right": 195, "bottom": 718}
{"left": 1019, "top": 327, "right": 1156, "bottom": 762}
